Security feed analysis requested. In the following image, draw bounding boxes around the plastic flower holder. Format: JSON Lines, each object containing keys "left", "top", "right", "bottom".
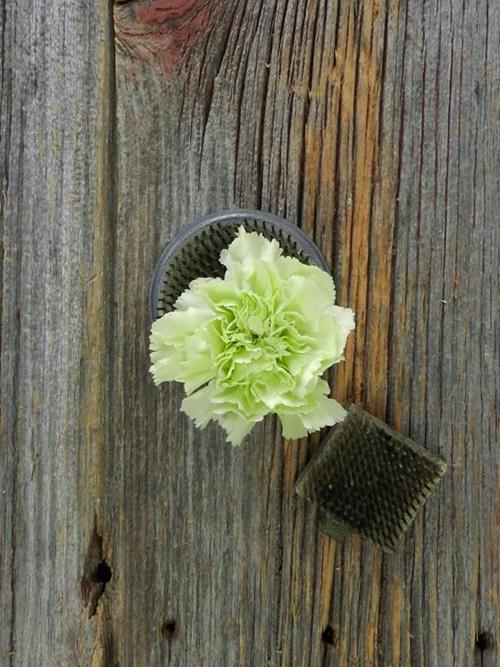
{"left": 295, "top": 404, "right": 447, "bottom": 552}
{"left": 149, "top": 209, "right": 329, "bottom": 322}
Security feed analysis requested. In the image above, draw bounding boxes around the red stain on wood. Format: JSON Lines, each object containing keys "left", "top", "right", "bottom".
{"left": 137, "top": 0, "right": 202, "bottom": 24}
{"left": 115, "top": 0, "right": 218, "bottom": 76}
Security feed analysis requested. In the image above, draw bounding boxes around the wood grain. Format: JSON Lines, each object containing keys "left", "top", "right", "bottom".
{"left": 0, "top": 0, "right": 116, "bottom": 664}
{"left": 1, "top": 0, "right": 499, "bottom": 665}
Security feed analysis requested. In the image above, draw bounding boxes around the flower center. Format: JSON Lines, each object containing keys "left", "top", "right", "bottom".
{"left": 247, "top": 314, "right": 265, "bottom": 336}
{"left": 212, "top": 292, "right": 293, "bottom": 385}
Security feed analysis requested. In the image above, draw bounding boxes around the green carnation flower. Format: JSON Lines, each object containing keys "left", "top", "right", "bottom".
{"left": 150, "top": 227, "right": 355, "bottom": 445}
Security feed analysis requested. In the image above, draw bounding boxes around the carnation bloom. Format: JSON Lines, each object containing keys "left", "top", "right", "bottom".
{"left": 150, "top": 227, "right": 355, "bottom": 445}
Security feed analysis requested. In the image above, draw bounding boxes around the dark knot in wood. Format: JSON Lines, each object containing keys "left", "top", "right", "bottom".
{"left": 160, "top": 619, "right": 178, "bottom": 642}
{"left": 321, "top": 625, "right": 338, "bottom": 647}
{"left": 80, "top": 522, "right": 112, "bottom": 618}
{"left": 476, "top": 632, "right": 495, "bottom": 652}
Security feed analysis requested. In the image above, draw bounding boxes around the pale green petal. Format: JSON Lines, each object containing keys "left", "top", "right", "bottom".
{"left": 246, "top": 263, "right": 280, "bottom": 298}
{"left": 299, "top": 395, "right": 346, "bottom": 431}
{"left": 150, "top": 346, "right": 214, "bottom": 392}
{"left": 192, "top": 277, "right": 240, "bottom": 307}
{"left": 181, "top": 359, "right": 215, "bottom": 395}
{"left": 217, "top": 412, "right": 255, "bottom": 446}
{"left": 249, "top": 372, "right": 293, "bottom": 410}
{"left": 220, "top": 227, "right": 282, "bottom": 279}
{"left": 181, "top": 385, "right": 216, "bottom": 429}
{"left": 150, "top": 308, "right": 212, "bottom": 347}
{"left": 277, "top": 255, "right": 336, "bottom": 301}
{"left": 286, "top": 354, "right": 322, "bottom": 390}
{"left": 174, "top": 279, "right": 213, "bottom": 312}
{"left": 279, "top": 396, "right": 346, "bottom": 439}
{"left": 209, "top": 383, "right": 267, "bottom": 420}
{"left": 149, "top": 356, "right": 184, "bottom": 385}
{"left": 330, "top": 306, "right": 356, "bottom": 356}
{"left": 279, "top": 413, "right": 308, "bottom": 439}
{"left": 306, "top": 306, "right": 355, "bottom": 369}
{"left": 284, "top": 275, "right": 335, "bottom": 330}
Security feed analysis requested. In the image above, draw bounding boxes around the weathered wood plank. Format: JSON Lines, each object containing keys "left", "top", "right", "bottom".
{"left": 1, "top": 0, "right": 498, "bottom": 665}
{"left": 0, "top": 0, "right": 116, "bottom": 664}
{"left": 110, "top": 0, "right": 499, "bottom": 665}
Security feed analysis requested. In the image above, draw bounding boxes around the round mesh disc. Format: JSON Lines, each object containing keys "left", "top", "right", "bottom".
{"left": 149, "top": 209, "right": 329, "bottom": 322}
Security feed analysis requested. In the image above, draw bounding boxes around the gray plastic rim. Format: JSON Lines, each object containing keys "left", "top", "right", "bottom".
{"left": 149, "top": 208, "right": 330, "bottom": 323}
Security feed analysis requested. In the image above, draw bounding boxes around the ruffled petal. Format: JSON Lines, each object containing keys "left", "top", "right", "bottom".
{"left": 278, "top": 255, "right": 336, "bottom": 301}
{"left": 217, "top": 412, "right": 255, "bottom": 446}
{"left": 278, "top": 412, "right": 308, "bottom": 439}
{"left": 299, "top": 395, "right": 346, "bottom": 431}
{"left": 181, "top": 384, "right": 216, "bottom": 429}
{"left": 150, "top": 308, "right": 212, "bottom": 347}
{"left": 220, "top": 227, "right": 282, "bottom": 282}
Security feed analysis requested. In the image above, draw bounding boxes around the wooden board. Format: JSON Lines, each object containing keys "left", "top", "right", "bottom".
{"left": 1, "top": 0, "right": 498, "bottom": 664}
{"left": 0, "top": 0, "right": 116, "bottom": 664}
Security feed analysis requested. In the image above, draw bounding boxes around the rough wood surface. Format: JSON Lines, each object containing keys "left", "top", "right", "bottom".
{"left": 1, "top": 1, "right": 116, "bottom": 664}
{"left": 1, "top": 0, "right": 498, "bottom": 665}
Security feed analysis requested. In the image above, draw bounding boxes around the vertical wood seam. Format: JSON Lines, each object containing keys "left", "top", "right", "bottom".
{"left": 78, "top": 0, "right": 118, "bottom": 638}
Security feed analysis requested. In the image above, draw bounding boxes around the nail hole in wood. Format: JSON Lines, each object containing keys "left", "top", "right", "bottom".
{"left": 160, "top": 619, "right": 178, "bottom": 642}
{"left": 476, "top": 632, "right": 495, "bottom": 652}
{"left": 93, "top": 561, "right": 112, "bottom": 584}
{"left": 321, "top": 625, "right": 337, "bottom": 647}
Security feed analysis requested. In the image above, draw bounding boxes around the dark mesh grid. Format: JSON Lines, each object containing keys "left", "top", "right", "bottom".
{"left": 154, "top": 218, "right": 315, "bottom": 318}
{"left": 295, "top": 404, "right": 447, "bottom": 551}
